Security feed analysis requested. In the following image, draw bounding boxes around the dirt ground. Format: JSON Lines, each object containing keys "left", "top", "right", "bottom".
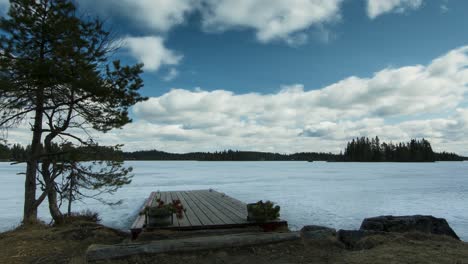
{"left": 2, "top": 222, "right": 468, "bottom": 264}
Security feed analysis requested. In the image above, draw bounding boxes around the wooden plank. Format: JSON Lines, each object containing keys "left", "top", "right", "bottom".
{"left": 181, "top": 191, "right": 214, "bottom": 226}
{"left": 176, "top": 190, "right": 203, "bottom": 226}
{"left": 186, "top": 190, "right": 226, "bottom": 225}
{"left": 87, "top": 232, "right": 301, "bottom": 261}
{"left": 130, "top": 216, "right": 145, "bottom": 232}
{"left": 160, "top": 191, "right": 167, "bottom": 204}
{"left": 209, "top": 190, "right": 248, "bottom": 213}
{"left": 208, "top": 191, "right": 248, "bottom": 218}
{"left": 171, "top": 191, "right": 192, "bottom": 227}
{"left": 197, "top": 190, "right": 248, "bottom": 221}
{"left": 194, "top": 190, "right": 246, "bottom": 224}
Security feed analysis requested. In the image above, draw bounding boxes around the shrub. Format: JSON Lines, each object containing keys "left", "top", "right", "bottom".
{"left": 62, "top": 210, "right": 101, "bottom": 224}
{"left": 247, "top": 200, "right": 280, "bottom": 222}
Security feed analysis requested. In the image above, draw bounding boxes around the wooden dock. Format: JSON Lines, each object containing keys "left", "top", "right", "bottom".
{"left": 131, "top": 189, "right": 287, "bottom": 238}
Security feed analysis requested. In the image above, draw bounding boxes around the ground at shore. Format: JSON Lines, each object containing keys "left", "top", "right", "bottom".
{"left": 1, "top": 222, "right": 468, "bottom": 264}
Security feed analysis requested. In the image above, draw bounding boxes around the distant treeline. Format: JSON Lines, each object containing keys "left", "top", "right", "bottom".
{"left": 1, "top": 138, "right": 466, "bottom": 162}
{"left": 340, "top": 137, "right": 466, "bottom": 162}
{"left": 123, "top": 150, "right": 338, "bottom": 161}
{"left": 0, "top": 143, "right": 123, "bottom": 162}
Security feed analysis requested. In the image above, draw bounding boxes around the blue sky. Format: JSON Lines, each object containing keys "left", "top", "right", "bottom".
{"left": 3, "top": 0, "right": 468, "bottom": 154}
{"left": 87, "top": 0, "right": 468, "bottom": 97}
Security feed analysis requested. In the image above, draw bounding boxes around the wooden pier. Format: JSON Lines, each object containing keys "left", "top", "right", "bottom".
{"left": 131, "top": 189, "right": 287, "bottom": 238}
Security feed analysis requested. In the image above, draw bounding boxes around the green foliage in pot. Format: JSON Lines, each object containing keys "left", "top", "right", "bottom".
{"left": 247, "top": 200, "right": 280, "bottom": 222}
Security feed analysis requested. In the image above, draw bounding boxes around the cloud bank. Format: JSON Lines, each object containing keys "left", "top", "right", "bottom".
{"left": 90, "top": 46, "right": 468, "bottom": 155}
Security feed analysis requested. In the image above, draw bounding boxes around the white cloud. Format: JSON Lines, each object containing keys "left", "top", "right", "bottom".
{"left": 78, "top": 0, "right": 196, "bottom": 32}
{"left": 367, "top": 0, "right": 423, "bottom": 19}
{"left": 79, "top": 0, "right": 342, "bottom": 45}
{"left": 200, "top": 0, "right": 343, "bottom": 43}
{"left": 122, "top": 36, "right": 183, "bottom": 72}
{"left": 113, "top": 46, "right": 468, "bottom": 154}
{"left": 5, "top": 46, "right": 468, "bottom": 155}
{"left": 163, "top": 68, "right": 179, "bottom": 82}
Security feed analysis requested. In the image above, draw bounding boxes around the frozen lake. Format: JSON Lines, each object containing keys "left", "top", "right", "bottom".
{"left": 1, "top": 161, "right": 467, "bottom": 240}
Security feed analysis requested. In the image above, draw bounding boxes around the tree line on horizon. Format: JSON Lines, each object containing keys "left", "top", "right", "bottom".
{"left": 1, "top": 137, "right": 466, "bottom": 162}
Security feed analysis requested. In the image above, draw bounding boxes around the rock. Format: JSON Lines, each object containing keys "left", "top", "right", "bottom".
{"left": 337, "top": 230, "right": 386, "bottom": 249}
{"left": 301, "top": 225, "right": 344, "bottom": 250}
{"left": 300, "top": 225, "right": 336, "bottom": 240}
{"left": 360, "top": 215, "right": 460, "bottom": 240}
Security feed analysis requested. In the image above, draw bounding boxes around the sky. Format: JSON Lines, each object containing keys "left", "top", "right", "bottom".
{"left": 2, "top": 0, "right": 468, "bottom": 155}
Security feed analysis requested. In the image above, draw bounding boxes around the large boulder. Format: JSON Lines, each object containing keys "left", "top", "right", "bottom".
{"left": 360, "top": 215, "right": 459, "bottom": 240}
{"left": 300, "top": 225, "right": 336, "bottom": 240}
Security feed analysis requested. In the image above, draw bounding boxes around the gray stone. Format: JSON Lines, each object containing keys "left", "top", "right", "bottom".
{"left": 300, "top": 225, "right": 336, "bottom": 240}
{"left": 337, "top": 230, "right": 385, "bottom": 249}
{"left": 360, "top": 215, "right": 460, "bottom": 240}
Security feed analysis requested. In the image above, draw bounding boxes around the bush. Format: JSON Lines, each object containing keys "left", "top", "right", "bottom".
{"left": 62, "top": 210, "right": 101, "bottom": 224}
{"left": 247, "top": 200, "right": 280, "bottom": 222}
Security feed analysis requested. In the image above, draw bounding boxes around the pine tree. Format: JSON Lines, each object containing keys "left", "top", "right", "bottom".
{"left": 0, "top": 0, "right": 146, "bottom": 224}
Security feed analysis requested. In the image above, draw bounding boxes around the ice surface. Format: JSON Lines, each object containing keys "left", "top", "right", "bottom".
{"left": 1, "top": 161, "right": 467, "bottom": 240}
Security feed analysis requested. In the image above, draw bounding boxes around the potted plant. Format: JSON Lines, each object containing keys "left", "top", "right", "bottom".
{"left": 145, "top": 198, "right": 185, "bottom": 227}
{"left": 247, "top": 200, "right": 280, "bottom": 222}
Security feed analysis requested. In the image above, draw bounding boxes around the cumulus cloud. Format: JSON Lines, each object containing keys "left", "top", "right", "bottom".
{"left": 367, "top": 0, "right": 423, "bottom": 19}
{"left": 113, "top": 46, "right": 468, "bottom": 154}
{"left": 200, "top": 0, "right": 343, "bottom": 43}
{"left": 79, "top": 0, "right": 342, "bottom": 45}
{"left": 122, "top": 36, "right": 182, "bottom": 72}
{"left": 78, "top": 0, "right": 196, "bottom": 32}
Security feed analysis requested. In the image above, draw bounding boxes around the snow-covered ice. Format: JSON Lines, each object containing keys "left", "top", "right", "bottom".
{"left": 1, "top": 161, "right": 467, "bottom": 240}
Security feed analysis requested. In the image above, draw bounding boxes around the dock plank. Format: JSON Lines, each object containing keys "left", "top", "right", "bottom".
{"left": 209, "top": 190, "right": 248, "bottom": 213}
{"left": 196, "top": 190, "right": 247, "bottom": 221}
{"left": 167, "top": 191, "right": 180, "bottom": 227}
{"left": 181, "top": 190, "right": 214, "bottom": 226}
{"left": 186, "top": 191, "right": 226, "bottom": 225}
{"left": 194, "top": 190, "right": 246, "bottom": 224}
{"left": 172, "top": 191, "right": 193, "bottom": 227}
{"left": 177, "top": 191, "right": 203, "bottom": 226}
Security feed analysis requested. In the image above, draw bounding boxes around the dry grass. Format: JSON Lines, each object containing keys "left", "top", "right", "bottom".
{"left": 0, "top": 221, "right": 126, "bottom": 264}
{"left": 92, "top": 232, "right": 468, "bottom": 264}
{"left": 2, "top": 223, "right": 468, "bottom": 264}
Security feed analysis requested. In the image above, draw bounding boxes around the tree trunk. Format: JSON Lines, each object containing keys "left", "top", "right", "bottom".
{"left": 42, "top": 132, "right": 64, "bottom": 224}
{"left": 68, "top": 173, "right": 74, "bottom": 215}
{"left": 23, "top": 93, "right": 44, "bottom": 224}
{"left": 47, "top": 183, "right": 63, "bottom": 224}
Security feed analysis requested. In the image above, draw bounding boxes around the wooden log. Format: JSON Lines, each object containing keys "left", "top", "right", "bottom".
{"left": 86, "top": 231, "right": 300, "bottom": 262}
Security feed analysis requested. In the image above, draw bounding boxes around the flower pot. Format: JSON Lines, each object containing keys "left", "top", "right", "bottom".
{"left": 146, "top": 207, "right": 173, "bottom": 227}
